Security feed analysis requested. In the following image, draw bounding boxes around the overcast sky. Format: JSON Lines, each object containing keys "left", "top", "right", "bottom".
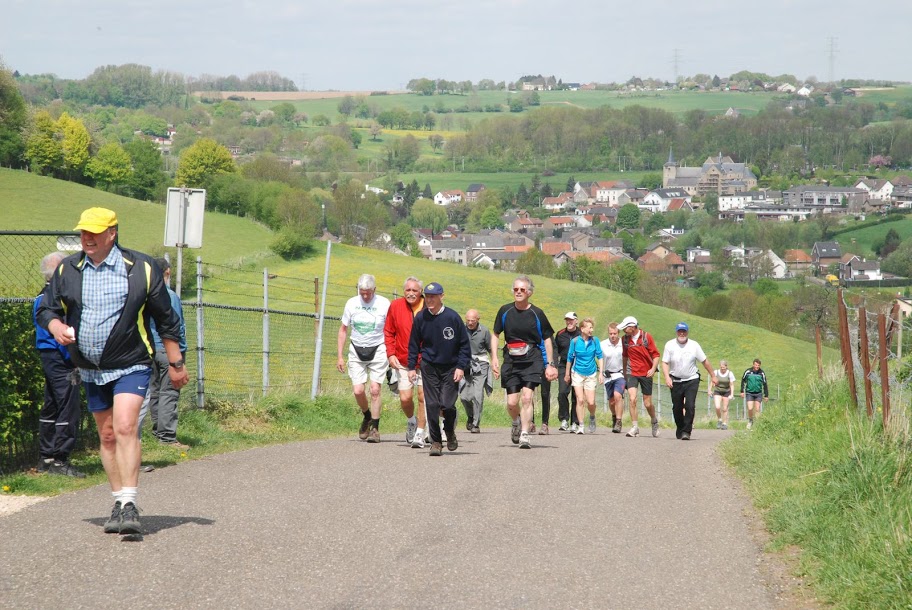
{"left": 3, "top": 0, "right": 910, "bottom": 90}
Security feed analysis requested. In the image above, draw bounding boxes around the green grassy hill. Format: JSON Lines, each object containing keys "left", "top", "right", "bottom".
{"left": 1, "top": 168, "right": 837, "bottom": 390}
{"left": 835, "top": 215, "right": 912, "bottom": 258}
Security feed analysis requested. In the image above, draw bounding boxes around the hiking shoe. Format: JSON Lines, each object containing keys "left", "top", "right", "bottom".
{"left": 141, "top": 464, "right": 155, "bottom": 473}
{"left": 429, "top": 442, "right": 443, "bottom": 456}
{"left": 721, "top": 423, "right": 728, "bottom": 430}
{"left": 559, "top": 420, "right": 569, "bottom": 431}
{"left": 651, "top": 419, "right": 660, "bottom": 437}
{"left": 511, "top": 422, "right": 520, "bottom": 444}
{"left": 159, "top": 440, "right": 190, "bottom": 450}
{"left": 358, "top": 415, "right": 371, "bottom": 440}
{"left": 406, "top": 419, "right": 417, "bottom": 444}
{"left": 38, "top": 458, "right": 54, "bottom": 472}
{"left": 747, "top": 420, "right": 753, "bottom": 430}
{"left": 538, "top": 423, "right": 549, "bottom": 435}
{"left": 588, "top": 418, "right": 596, "bottom": 434}
{"left": 470, "top": 425, "right": 480, "bottom": 434}
{"left": 716, "top": 420, "right": 723, "bottom": 430}
{"left": 529, "top": 422, "right": 536, "bottom": 434}
{"left": 447, "top": 433, "right": 458, "bottom": 452}
{"left": 681, "top": 432, "right": 691, "bottom": 441}
{"left": 612, "top": 419, "right": 622, "bottom": 434}
{"left": 411, "top": 432, "right": 425, "bottom": 449}
{"left": 104, "top": 502, "right": 122, "bottom": 533}
{"left": 366, "top": 426, "right": 380, "bottom": 443}
{"left": 518, "top": 432, "right": 531, "bottom": 449}
{"left": 119, "top": 502, "right": 142, "bottom": 535}
{"left": 626, "top": 426, "right": 639, "bottom": 437}
{"left": 570, "top": 422, "right": 578, "bottom": 433}
{"left": 49, "top": 461, "right": 86, "bottom": 478}
{"left": 466, "top": 421, "right": 473, "bottom": 432}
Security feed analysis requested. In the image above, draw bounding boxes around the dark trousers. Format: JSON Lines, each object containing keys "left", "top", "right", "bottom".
{"left": 538, "top": 370, "right": 551, "bottom": 424}
{"left": 556, "top": 366, "right": 578, "bottom": 425}
{"left": 420, "top": 361, "right": 458, "bottom": 444}
{"left": 671, "top": 378, "right": 700, "bottom": 435}
{"left": 38, "top": 350, "right": 81, "bottom": 461}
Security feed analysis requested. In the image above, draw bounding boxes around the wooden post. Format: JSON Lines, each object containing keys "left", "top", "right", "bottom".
{"left": 815, "top": 325, "right": 823, "bottom": 379}
{"left": 858, "top": 305, "right": 874, "bottom": 418}
{"left": 837, "top": 289, "right": 858, "bottom": 410}
{"left": 879, "top": 313, "right": 890, "bottom": 427}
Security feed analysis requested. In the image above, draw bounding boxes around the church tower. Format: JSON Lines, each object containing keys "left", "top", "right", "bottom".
{"left": 663, "top": 147, "right": 677, "bottom": 187}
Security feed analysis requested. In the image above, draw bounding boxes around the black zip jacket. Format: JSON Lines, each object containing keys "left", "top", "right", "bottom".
{"left": 36, "top": 246, "right": 181, "bottom": 371}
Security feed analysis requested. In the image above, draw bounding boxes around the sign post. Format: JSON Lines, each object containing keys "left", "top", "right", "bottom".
{"left": 165, "top": 187, "right": 206, "bottom": 297}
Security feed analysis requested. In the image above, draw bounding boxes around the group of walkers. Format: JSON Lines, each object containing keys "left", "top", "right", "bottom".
{"left": 338, "top": 273, "right": 771, "bottom": 453}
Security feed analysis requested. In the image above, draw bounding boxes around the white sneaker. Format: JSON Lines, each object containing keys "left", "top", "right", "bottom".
{"left": 570, "top": 422, "right": 578, "bottom": 433}
{"left": 575, "top": 426, "right": 584, "bottom": 435}
{"left": 411, "top": 429, "right": 425, "bottom": 448}
{"left": 559, "top": 420, "right": 569, "bottom": 431}
{"left": 518, "top": 431, "right": 531, "bottom": 449}
{"left": 406, "top": 419, "right": 417, "bottom": 444}
{"left": 747, "top": 420, "right": 753, "bottom": 430}
{"left": 626, "top": 425, "right": 639, "bottom": 437}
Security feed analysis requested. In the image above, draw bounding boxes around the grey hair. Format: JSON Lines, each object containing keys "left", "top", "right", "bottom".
{"left": 514, "top": 275, "right": 534, "bottom": 294}
{"left": 357, "top": 274, "right": 377, "bottom": 290}
{"left": 403, "top": 275, "right": 422, "bottom": 291}
{"left": 719, "top": 359, "right": 728, "bottom": 367}
{"left": 40, "top": 251, "right": 67, "bottom": 281}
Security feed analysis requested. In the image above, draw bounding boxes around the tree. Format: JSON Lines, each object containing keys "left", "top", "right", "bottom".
{"left": 422, "top": 183, "right": 433, "bottom": 199}
{"left": 175, "top": 138, "right": 236, "bottom": 189}
{"left": 337, "top": 95, "right": 356, "bottom": 117}
{"left": 703, "top": 191, "right": 719, "bottom": 217}
{"left": 409, "top": 199, "right": 448, "bottom": 234}
{"left": 124, "top": 137, "right": 167, "bottom": 201}
{"left": 24, "top": 110, "right": 63, "bottom": 175}
{"left": 369, "top": 122, "right": 382, "bottom": 141}
{"left": 883, "top": 239, "right": 912, "bottom": 278}
{"left": 0, "top": 63, "right": 27, "bottom": 167}
{"left": 566, "top": 175, "right": 576, "bottom": 193}
{"left": 390, "top": 222, "right": 421, "bottom": 256}
{"left": 515, "top": 248, "right": 556, "bottom": 277}
{"left": 479, "top": 206, "right": 503, "bottom": 229}
{"left": 85, "top": 142, "right": 131, "bottom": 190}
{"left": 874, "top": 228, "right": 902, "bottom": 257}
{"left": 616, "top": 204, "right": 641, "bottom": 229}
{"left": 428, "top": 134, "right": 444, "bottom": 153}
{"left": 604, "top": 260, "right": 642, "bottom": 295}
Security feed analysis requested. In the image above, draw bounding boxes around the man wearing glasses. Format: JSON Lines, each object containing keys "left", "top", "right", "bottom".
{"left": 491, "top": 275, "right": 558, "bottom": 449}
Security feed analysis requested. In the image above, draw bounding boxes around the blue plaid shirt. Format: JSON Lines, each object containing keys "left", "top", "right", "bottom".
{"left": 78, "top": 247, "right": 150, "bottom": 385}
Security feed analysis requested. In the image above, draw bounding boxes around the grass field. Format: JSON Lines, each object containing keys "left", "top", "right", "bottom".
{"left": 371, "top": 170, "right": 651, "bottom": 193}
{"left": 834, "top": 215, "right": 912, "bottom": 258}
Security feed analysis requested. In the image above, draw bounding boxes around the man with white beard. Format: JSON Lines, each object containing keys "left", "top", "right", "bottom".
{"left": 661, "top": 322, "right": 717, "bottom": 441}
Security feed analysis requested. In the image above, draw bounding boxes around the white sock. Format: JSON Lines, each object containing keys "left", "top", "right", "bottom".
{"left": 112, "top": 490, "right": 123, "bottom": 504}
{"left": 120, "top": 487, "right": 137, "bottom": 507}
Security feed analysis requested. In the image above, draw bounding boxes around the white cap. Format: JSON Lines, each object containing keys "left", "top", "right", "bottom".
{"left": 618, "top": 316, "right": 638, "bottom": 330}
{"left": 563, "top": 311, "right": 577, "bottom": 320}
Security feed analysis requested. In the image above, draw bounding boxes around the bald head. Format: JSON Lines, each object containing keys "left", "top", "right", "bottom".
{"left": 465, "top": 309, "right": 480, "bottom": 330}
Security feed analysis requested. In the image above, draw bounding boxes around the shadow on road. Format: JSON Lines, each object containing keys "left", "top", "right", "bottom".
{"left": 83, "top": 515, "right": 215, "bottom": 535}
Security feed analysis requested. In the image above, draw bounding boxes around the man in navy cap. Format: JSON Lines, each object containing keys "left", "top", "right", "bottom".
{"left": 407, "top": 282, "right": 471, "bottom": 456}
{"left": 661, "top": 322, "right": 717, "bottom": 440}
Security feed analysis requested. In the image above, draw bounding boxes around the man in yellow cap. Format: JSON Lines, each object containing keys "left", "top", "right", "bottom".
{"left": 37, "top": 207, "right": 188, "bottom": 536}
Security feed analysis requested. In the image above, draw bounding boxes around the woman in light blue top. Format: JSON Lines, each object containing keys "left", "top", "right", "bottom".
{"left": 564, "top": 318, "right": 603, "bottom": 434}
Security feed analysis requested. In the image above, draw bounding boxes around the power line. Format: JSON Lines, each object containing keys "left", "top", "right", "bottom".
{"left": 827, "top": 37, "right": 839, "bottom": 84}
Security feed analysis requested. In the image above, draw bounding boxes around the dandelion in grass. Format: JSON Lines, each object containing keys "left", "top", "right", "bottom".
{"left": 2, "top": 485, "right": 10, "bottom": 493}
{"left": 180, "top": 452, "right": 187, "bottom": 458}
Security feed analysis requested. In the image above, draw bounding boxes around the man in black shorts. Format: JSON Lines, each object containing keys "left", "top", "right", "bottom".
{"left": 491, "top": 275, "right": 558, "bottom": 449}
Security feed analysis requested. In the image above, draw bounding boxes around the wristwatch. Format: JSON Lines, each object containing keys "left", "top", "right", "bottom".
{"left": 169, "top": 358, "right": 185, "bottom": 369}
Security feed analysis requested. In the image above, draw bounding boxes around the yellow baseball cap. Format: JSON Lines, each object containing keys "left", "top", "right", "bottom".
{"left": 74, "top": 207, "right": 118, "bottom": 233}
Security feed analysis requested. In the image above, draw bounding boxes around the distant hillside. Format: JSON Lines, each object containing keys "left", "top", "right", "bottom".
{"left": 1, "top": 168, "right": 837, "bottom": 387}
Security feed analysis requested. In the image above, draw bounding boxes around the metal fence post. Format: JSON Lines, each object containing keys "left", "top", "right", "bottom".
{"left": 263, "top": 268, "right": 269, "bottom": 397}
{"left": 195, "top": 256, "right": 205, "bottom": 410}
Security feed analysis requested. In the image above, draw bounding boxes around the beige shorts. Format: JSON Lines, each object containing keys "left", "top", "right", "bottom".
{"left": 348, "top": 343, "right": 389, "bottom": 385}
{"left": 390, "top": 366, "right": 422, "bottom": 391}
{"left": 571, "top": 370, "right": 599, "bottom": 391}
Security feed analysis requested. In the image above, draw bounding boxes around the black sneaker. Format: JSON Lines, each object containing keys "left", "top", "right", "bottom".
{"left": 104, "top": 501, "right": 122, "bottom": 534}
{"left": 119, "top": 502, "right": 142, "bottom": 535}
{"left": 38, "top": 458, "right": 54, "bottom": 472}
{"left": 49, "top": 461, "right": 86, "bottom": 478}
{"left": 447, "top": 432, "right": 458, "bottom": 452}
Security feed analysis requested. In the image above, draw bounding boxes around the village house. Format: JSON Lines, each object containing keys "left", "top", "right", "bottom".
{"left": 433, "top": 190, "right": 465, "bottom": 206}
{"left": 542, "top": 192, "right": 573, "bottom": 211}
{"left": 641, "top": 188, "right": 692, "bottom": 213}
{"left": 465, "top": 183, "right": 486, "bottom": 203}
{"left": 811, "top": 241, "right": 842, "bottom": 274}
{"left": 663, "top": 151, "right": 758, "bottom": 196}
{"left": 854, "top": 178, "right": 893, "bottom": 201}
{"left": 784, "top": 249, "right": 814, "bottom": 275}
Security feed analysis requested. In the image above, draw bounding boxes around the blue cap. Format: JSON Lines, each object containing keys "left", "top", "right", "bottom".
{"left": 424, "top": 282, "right": 444, "bottom": 295}
{"left": 675, "top": 322, "right": 689, "bottom": 332}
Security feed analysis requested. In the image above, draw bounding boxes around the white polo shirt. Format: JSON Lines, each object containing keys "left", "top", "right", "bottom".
{"left": 600, "top": 338, "right": 624, "bottom": 380}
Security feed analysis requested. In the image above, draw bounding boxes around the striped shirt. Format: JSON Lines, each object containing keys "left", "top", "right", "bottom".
{"left": 79, "top": 247, "right": 149, "bottom": 385}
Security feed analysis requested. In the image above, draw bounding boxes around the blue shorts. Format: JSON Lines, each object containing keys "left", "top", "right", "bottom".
{"left": 604, "top": 377, "right": 626, "bottom": 396}
{"left": 84, "top": 369, "right": 152, "bottom": 413}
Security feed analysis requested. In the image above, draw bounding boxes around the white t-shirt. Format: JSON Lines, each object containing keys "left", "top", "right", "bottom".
{"left": 662, "top": 338, "right": 707, "bottom": 382}
{"left": 341, "top": 294, "right": 390, "bottom": 347}
{"left": 600, "top": 338, "right": 624, "bottom": 380}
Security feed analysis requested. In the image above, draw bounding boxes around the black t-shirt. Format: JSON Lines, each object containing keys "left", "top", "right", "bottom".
{"left": 493, "top": 303, "right": 555, "bottom": 364}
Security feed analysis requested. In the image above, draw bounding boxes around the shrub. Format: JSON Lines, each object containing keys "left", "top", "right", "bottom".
{"left": 269, "top": 228, "right": 314, "bottom": 260}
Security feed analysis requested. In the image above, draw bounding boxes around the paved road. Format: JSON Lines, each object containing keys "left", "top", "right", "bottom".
{"left": 1, "top": 427, "right": 785, "bottom": 609}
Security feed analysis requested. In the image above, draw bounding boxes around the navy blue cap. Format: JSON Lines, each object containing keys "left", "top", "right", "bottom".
{"left": 424, "top": 282, "right": 444, "bottom": 295}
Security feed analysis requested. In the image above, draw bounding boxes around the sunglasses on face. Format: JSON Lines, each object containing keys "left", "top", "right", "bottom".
{"left": 512, "top": 287, "right": 527, "bottom": 293}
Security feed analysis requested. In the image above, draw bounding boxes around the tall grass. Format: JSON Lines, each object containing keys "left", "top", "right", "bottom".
{"left": 722, "top": 365, "right": 912, "bottom": 608}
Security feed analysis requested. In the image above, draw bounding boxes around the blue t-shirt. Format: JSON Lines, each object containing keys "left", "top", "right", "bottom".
{"left": 567, "top": 335, "right": 602, "bottom": 376}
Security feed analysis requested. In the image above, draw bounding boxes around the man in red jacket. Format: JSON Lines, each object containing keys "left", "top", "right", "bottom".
{"left": 384, "top": 276, "right": 428, "bottom": 447}
{"left": 619, "top": 316, "right": 661, "bottom": 438}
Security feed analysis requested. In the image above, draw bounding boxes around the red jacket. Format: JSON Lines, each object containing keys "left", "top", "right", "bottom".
{"left": 384, "top": 296, "right": 424, "bottom": 364}
{"left": 622, "top": 330, "right": 660, "bottom": 377}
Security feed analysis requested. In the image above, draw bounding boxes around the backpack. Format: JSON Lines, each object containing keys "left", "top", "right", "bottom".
{"left": 622, "top": 331, "right": 651, "bottom": 350}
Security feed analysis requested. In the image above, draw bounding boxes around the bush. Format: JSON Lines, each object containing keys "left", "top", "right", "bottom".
{"left": 269, "top": 228, "right": 314, "bottom": 260}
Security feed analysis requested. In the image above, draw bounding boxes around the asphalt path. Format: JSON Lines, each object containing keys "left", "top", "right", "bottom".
{"left": 1, "top": 426, "right": 786, "bottom": 609}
